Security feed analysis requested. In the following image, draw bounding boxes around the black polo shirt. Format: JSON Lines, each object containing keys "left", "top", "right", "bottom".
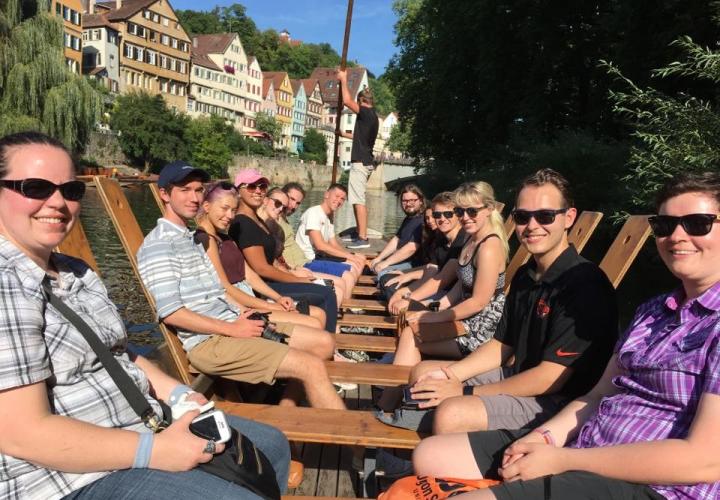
{"left": 494, "top": 245, "right": 618, "bottom": 400}
{"left": 432, "top": 228, "right": 470, "bottom": 269}
{"left": 395, "top": 214, "right": 424, "bottom": 266}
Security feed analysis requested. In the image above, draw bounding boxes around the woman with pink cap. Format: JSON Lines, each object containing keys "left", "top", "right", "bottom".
{"left": 229, "top": 168, "right": 339, "bottom": 333}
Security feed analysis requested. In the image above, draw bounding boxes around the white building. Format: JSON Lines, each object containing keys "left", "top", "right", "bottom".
{"left": 243, "top": 56, "right": 263, "bottom": 132}
{"left": 188, "top": 33, "right": 246, "bottom": 129}
{"left": 82, "top": 13, "right": 121, "bottom": 92}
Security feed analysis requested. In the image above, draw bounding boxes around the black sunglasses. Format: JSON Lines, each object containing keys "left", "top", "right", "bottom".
{"left": 0, "top": 178, "right": 86, "bottom": 201}
{"left": 648, "top": 213, "right": 720, "bottom": 237}
{"left": 270, "top": 198, "right": 287, "bottom": 210}
{"left": 512, "top": 208, "right": 568, "bottom": 225}
{"left": 454, "top": 206, "right": 486, "bottom": 218}
{"left": 240, "top": 182, "right": 268, "bottom": 192}
{"left": 432, "top": 210, "right": 455, "bottom": 220}
{"left": 207, "top": 181, "right": 237, "bottom": 195}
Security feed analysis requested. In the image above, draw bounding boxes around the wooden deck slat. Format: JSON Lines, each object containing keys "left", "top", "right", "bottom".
{"left": 337, "top": 314, "right": 397, "bottom": 329}
{"left": 341, "top": 298, "right": 387, "bottom": 311}
{"left": 214, "top": 402, "right": 422, "bottom": 448}
{"left": 326, "top": 361, "right": 409, "bottom": 386}
{"left": 357, "top": 275, "right": 377, "bottom": 285}
{"left": 335, "top": 333, "right": 396, "bottom": 352}
{"left": 351, "top": 286, "right": 381, "bottom": 297}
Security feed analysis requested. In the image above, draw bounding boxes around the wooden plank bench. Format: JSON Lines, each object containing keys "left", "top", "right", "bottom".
{"left": 351, "top": 286, "right": 382, "bottom": 297}
{"left": 341, "top": 298, "right": 387, "bottom": 312}
{"left": 338, "top": 314, "right": 397, "bottom": 330}
{"left": 335, "top": 333, "right": 396, "bottom": 353}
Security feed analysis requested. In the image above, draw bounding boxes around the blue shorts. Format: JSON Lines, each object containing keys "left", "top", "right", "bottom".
{"left": 304, "top": 259, "right": 352, "bottom": 277}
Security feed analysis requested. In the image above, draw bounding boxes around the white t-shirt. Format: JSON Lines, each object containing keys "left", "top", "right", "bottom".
{"left": 296, "top": 204, "right": 335, "bottom": 260}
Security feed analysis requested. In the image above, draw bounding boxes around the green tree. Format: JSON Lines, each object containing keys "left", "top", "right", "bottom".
{"left": 254, "top": 111, "right": 281, "bottom": 142}
{"left": 185, "top": 114, "right": 244, "bottom": 177}
{"left": 110, "top": 92, "right": 189, "bottom": 173}
{"left": 386, "top": 121, "right": 411, "bottom": 154}
{"left": 368, "top": 76, "right": 395, "bottom": 116}
{"left": 0, "top": 0, "right": 101, "bottom": 151}
{"left": 175, "top": 8, "right": 223, "bottom": 35}
{"left": 300, "top": 128, "right": 327, "bottom": 164}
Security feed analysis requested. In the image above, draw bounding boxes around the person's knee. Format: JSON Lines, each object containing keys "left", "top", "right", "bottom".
{"left": 315, "top": 330, "right": 335, "bottom": 358}
{"left": 434, "top": 397, "right": 466, "bottom": 434}
{"left": 412, "top": 435, "right": 444, "bottom": 475}
{"left": 281, "top": 349, "right": 327, "bottom": 381}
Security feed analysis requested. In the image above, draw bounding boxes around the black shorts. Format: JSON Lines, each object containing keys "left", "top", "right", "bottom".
{"left": 468, "top": 430, "right": 665, "bottom": 500}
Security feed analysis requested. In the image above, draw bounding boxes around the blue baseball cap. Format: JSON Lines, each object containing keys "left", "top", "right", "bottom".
{"left": 157, "top": 160, "right": 210, "bottom": 189}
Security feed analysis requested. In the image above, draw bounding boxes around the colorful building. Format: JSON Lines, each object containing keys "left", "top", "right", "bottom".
{"left": 301, "top": 78, "right": 322, "bottom": 130}
{"left": 244, "top": 56, "right": 263, "bottom": 132}
{"left": 92, "top": 0, "right": 192, "bottom": 112}
{"left": 262, "top": 71, "right": 293, "bottom": 150}
{"left": 290, "top": 80, "right": 306, "bottom": 154}
{"left": 52, "top": 0, "right": 84, "bottom": 74}
{"left": 82, "top": 13, "right": 121, "bottom": 91}
{"left": 188, "top": 33, "right": 246, "bottom": 129}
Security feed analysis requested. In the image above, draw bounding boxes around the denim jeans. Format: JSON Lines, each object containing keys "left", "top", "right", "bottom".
{"left": 64, "top": 416, "right": 290, "bottom": 500}
{"left": 267, "top": 281, "right": 338, "bottom": 333}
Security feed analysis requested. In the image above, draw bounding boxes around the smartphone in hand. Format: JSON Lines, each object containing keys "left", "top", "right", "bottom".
{"left": 189, "top": 410, "right": 231, "bottom": 443}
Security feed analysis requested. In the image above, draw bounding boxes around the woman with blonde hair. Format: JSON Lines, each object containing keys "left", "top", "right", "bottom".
{"left": 377, "top": 181, "right": 508, "bottom": 409}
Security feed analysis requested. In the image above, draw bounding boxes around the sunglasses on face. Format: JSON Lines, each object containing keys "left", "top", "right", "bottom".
{"left": 454, "top": 206, "right": 486, "bottom": 218}
{"left": 432, "top": 210, "right": 455, "bottom": 220}
{"left": 240, "top": 182, "right": 268, "bottom": 192}
{"left": 511, "top": 208, "right": 568, "bottom": 225}
{"left": 270, "top": 198, "right": 287, "bottom": 210}
{"left": 0, "top": 178, "right": 86, "bottom": 202}
{"left": 648, "top": 213, "right": 720, "bottom": 237}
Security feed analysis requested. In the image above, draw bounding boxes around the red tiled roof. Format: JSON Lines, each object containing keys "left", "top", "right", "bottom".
{"left": 290, "top": 79, "right": 303, "bottom": 96}
{"left": 262, "top": 71, "right": 289, "bottom": 91}
{"left": 310, "top": 66, "right": 367, "bottom": 105}
{"left": 82, "top": 12, "right": 121, "bottom": 30}
{"left": 191, "top": 33, "right": 236, "bottom": 56}
{"left": 191, "top": 53, "right": 221, "bottom": 71}
{"left": 262, "top": 79, "right": 274, "bottom": 99}
{"left": 300, "top": 78, "right": 320, "bottom": 98}
{"left": 96, "top": 0, "right": 155, "bottom": 21}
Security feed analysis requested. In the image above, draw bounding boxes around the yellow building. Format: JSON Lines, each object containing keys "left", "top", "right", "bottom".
{"left": 52, "top": 0, "right": 83, "bottom": 74}
{"left": 92, "top": 0, "right": 191, "bottom": 111}
{"left": 263, "top": 71, "right": 293, "bottom": 149}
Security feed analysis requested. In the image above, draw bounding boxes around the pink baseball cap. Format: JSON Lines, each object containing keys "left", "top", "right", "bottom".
{"left": 234, "top": 168, "right": 269, "bottom": 187}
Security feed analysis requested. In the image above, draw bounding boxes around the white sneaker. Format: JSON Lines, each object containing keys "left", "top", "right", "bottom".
{"left": 334, "top": 381, "right": 359, "bottom": 391}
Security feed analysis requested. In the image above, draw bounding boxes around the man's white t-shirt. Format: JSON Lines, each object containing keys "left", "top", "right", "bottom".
{"left": 296, "top": 204, "right": 335, "bottom": 260}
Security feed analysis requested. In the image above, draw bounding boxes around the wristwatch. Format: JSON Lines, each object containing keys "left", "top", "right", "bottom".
{"left": 402, "top": 291, "right": 412, "bottom": 300}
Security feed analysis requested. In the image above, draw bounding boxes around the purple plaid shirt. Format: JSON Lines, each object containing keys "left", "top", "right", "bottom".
{"left": 572, "top": 281, "right": 720, "bottom": 499}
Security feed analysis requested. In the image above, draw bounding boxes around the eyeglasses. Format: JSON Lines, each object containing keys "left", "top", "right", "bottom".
{"left": 511, "top": 208, "right": 568, "bottom": 225}
{"left": 401, "top": 197, "right": 420, "bottom": 204}
{"left": 270, "top": 198, "right": 287, "bottom": 210}
{"left": 453, "top": 206, "right": 486, "bottom": 218}
{"left": 648, "top": 213, "right": 720, "bottom": 237}
{"left": 432, "top": 210, "right": 455, "bottom": 220}
{"left": 240, "top": 182, "right": 268, "bottom": 192}
{"left": 0, "top": 178, "right": 86, "bottom": 201}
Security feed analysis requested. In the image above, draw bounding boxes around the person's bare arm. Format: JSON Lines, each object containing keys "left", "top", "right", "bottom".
{"left": 244, "top": 265, "right": 285, "bottom": 303}
{"left": 0, "top": 382, "right": 212, "bottom": 473}
{"left": 309, "top": 230, "right": 354, "bottom": 260}
{"left": 371, "top": 236, "right": 400, "bottom": 265}
{"left": 336, "top": 130, "right": 353, "bottom": 140}
{"left": 162, "top": 307, "right": 264, "bottom": 338}
{"left": 373, "top": 241, "right": 418, "bottom": 272}
{"left": 337, "top": 69, "right": 360, "bottom": 114}
{"left": 469, "top": 361, "right": 572, "bottom": 397}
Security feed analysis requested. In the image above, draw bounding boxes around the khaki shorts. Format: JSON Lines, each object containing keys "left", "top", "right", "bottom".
{"left": 465, "top": 367, "right": 567, "bottom": 430}
{"left": 348, "top": 162, "right": 372, "bottom": 205}
{"left": 187, "top": 334, "right": 290, "bottom": 385}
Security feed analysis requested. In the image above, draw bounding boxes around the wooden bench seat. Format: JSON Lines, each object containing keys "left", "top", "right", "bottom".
{"left": 341, "top": 298, "right": 387, "bottom": 312}
{"left": 335, "top": 333, "right": 396, "bottom": 353}
{"left": 357, "top": 275, "right": 377, "bottom": 285}
{"left": 337, "top": 314, "right": 397, "bottom": 330}
{"left": 326, "top": 361, "right": 408, "bottom": 386}
{"left": 351, "top": 286, "right": 381, "bottom": 297}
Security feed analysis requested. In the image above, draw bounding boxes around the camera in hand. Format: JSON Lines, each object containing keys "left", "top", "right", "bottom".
{"left": 401, "top": 386, "right": 423, "bottom": 410}
{"left": 429, "top": 301, "right": 441, "bottom": 312}
{"left": 295, "top": 297, "right": 310, "bottom": 315}
{"left": 249, "top": 311, "right": 289, "bottom": 344}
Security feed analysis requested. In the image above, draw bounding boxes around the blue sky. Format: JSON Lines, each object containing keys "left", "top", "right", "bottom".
{"left": 171, "top": 0, "right": 399, "bottom": 76}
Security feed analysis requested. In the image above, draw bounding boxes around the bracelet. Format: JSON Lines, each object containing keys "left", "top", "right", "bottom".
{"left": 168, "top": 384, "right": 193, "bottom": 405}
{"left": 532, "top": 428, "right": 556, "bottom": 447}
{"left": 462, "top": 385, "right": 474, "bottom": 396}
{"left": 402, "top": 291, "right": 412, "bottom": 300}
{"left": 132, "top": 432, "right": 155, "bottom": 468}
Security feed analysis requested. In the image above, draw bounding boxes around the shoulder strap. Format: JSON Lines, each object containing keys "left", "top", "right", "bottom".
{"left": 463, "top": 233, "right": 500, "bottom": 267}
{"left": 44, "top": 285, "right": 163, "bottom": 431}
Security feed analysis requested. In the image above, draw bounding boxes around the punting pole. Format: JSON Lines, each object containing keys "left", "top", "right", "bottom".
{"left": 332, "top": 0, "right": 354, "bottom": 184}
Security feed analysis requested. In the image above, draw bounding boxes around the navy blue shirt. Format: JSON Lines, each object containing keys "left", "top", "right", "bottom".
{"left": 395, "top": 214, "right": 424, "bottom": 266}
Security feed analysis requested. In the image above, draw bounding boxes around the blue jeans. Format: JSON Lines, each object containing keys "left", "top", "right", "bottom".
{"left": 377, "top": 261, "right": 413, "bottom": 279}
{"left": 267, "top": 281, "right": 337, "bottom": 333}
{"left": 64, "top": 416, "right": 290, "bottom": 499}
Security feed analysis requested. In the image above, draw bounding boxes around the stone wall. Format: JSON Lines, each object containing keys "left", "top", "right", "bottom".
{"left": 229, "top": 156, "right": 333, "bottom": 189}
{"left": 83, "top": 131, "right": 126, "bottom": 166}
{"left": 229, "top": 155, "right": 388, "bottom": 191}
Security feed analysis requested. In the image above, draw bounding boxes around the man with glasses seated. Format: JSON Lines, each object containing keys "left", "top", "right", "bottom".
{"left": 369, "top": 184, "right": 427, "bottom": 282}
{"left": 407, "top": 169, "right": 618, "bottom": 435}
{"left": 295, "top": 183, "right": 365, "bottom": 292}
{"left": 385, "top": 191, "right": 469, "bottom": 308}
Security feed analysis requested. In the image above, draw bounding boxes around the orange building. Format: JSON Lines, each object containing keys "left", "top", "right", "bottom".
{"left": 51, "top": 0, "right": 84, "bottom": 74}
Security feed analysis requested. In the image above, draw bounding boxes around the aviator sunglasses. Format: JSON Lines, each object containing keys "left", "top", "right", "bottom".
{"left": 0, "top": 178, "right": 86, "bottom": 201}
{"left": 239, "top": 181, "right": 268, "bottom": 192}
{"left": 432, "top": 210, "right": 455, "bottom": 220}
{"left": 453, "top": 206, "right": 486, "bottom": 218}
{"left": 648, "top": 213, "right": 720, "bottom": 237}
{"left": 511, "top": 208, "right": 568, "bottom": 225}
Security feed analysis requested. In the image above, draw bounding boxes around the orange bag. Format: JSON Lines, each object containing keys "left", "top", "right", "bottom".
{"left": 379, "top": 475, "right": 501, "bottom": 499}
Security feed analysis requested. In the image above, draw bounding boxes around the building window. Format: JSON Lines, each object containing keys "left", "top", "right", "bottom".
{"left": 161, "top": 34, "right": 169, "bottom": 45}
{"left": 162, "top": 17, "right": 169, "bottom": 26}
{"left": 55, "top": 3, "right": 61, "bottom": 15}
{"left": 72, "top": 10, "right": 80, "bottom": 25}
{"left": 146, "top": 50, "right": 156, "bottom": 65}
